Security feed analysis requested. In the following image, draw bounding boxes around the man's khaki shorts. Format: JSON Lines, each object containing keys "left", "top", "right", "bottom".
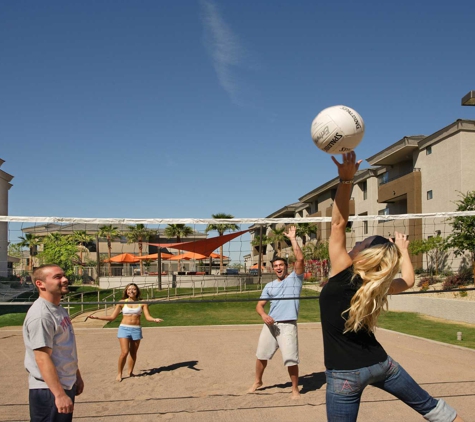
{"left": 256, "top": 321, "right": 299, "bottom": 366}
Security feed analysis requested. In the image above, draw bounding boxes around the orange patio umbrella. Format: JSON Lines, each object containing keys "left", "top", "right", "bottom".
{"left": 104, "top": 253, "right": 140, "bottom": 263}
{"left": 167, "top": 251, "right": 208, "bottom": 261}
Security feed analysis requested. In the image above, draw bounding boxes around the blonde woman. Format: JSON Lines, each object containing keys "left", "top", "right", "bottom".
{"left": 319, "top": 151, "right": 463, "bottom": 421}
{"left": 89, "top": 283, "right": 163, "bottom": 382}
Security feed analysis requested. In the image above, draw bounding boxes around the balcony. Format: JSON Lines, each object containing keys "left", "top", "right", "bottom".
{"left": 378, "top": 170, "right": 421, "bottom": 210}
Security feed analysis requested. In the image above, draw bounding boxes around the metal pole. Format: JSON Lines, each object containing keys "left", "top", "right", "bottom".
{"left": 157, "top": 251, "right": 162, "bottom": 290}
{"left": 258, "top": 225, "right": 263, "bottom": 288}
{"left": 95, "top": 234, "right": 100, "bottom": 285}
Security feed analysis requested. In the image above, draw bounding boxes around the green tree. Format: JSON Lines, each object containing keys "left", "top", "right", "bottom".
{"left": 38, "top": 234, "right": 79, "bottom": 279}
{"left": 251, "top": 233, "right": 270, "bottom": 272}
{"left": 205, "top": 213, "right": 239, "bottom": 274}
{"left": 295, "top": 223, "right": 318, "bottom": 247}
{"left": 409, "top": 235, "right": 446, "bottom": 275}
{"left": 164, "top": 224, "right": 194, "bottom": 273}
{"left": 268, "top": 226, "right": 287, "bottom": 258}
{"left": 72, "top": 231, "right": 94, "bottom": 275}
{"left": 98, "top": 225, "right": 121, "bottom": 276}
{"left": 18, "top": 233, "right": 40, "bottom": 271}
{"left": 445, "top": 191, "right": 475, "bottom": 280}
{"left": 302, "top": 240, "right": 329, "bottom": 261}
{"left": 125, "top": 224, "right": 156, "bottom": 275}
{"left": 8, "top": 243, "right": 22, "bottom": 259}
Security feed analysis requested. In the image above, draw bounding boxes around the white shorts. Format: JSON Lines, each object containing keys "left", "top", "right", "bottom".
{"left": 256, "top": 321, "right": 299, "bottom": 366}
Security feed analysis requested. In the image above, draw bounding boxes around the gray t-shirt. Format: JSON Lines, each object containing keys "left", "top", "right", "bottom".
{"left": 23, "top": 297, "right": 78, "bottom": 390}
{"left": 260, "top": 271, "right": 304, "bottom": 321}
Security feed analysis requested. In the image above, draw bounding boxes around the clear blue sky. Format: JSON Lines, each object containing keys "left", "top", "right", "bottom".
{"left": 2, "top": 0, "right": 474, "bottom": 220}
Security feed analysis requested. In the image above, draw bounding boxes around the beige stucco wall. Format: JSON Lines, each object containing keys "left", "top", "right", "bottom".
{"left": 0, "top": 173, "right": 12, "bottom": 277}
{"left": 388, "top": 295, "right": 475, "bottom": 325}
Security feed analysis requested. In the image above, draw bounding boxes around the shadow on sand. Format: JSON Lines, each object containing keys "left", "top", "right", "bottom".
{"left": 258, "top": 371, "right": 326, "bottom": 394}
{"left": 137, "top": 360, "right": 201, "bottom": 377}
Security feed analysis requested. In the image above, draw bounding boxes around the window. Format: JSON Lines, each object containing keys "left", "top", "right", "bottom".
{"left": 427, "top": 190, "right": 433, "bottom": 200}
{"left": 426, "top": 146, "right": 432, "bottom": 155}
{"left": 378, "top": 207, "right": 390, "bottom": 223}
{"left": 360, "top": 181, "right": 367, "bottom": 200}
{"left": 378, "top": 172, "right": 389, "bottom": 186}
{"left": 363, "top": 220, "right": 368, "bottom": 234}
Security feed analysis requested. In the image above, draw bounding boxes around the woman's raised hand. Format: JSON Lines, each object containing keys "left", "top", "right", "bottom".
{"left": 331, "top": 151, "right": 362, "bottom": 181}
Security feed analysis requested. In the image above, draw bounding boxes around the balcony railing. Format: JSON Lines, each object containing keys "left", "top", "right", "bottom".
{"left": 379, "top": 168, "right": 420, "bottom": 186}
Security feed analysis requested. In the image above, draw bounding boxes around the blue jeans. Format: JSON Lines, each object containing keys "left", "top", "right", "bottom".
{"left": 325, "top": 356, "right": 457, "bottom": 422}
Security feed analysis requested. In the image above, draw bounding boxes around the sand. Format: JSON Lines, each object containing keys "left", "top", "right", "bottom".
{"left": 1, "top": 323, "right": 475, "bottom": 421}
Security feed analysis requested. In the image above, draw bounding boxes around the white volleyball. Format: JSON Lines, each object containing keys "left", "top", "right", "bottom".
{"left": 311, "top": 105, "right": 365, "bottom": 154}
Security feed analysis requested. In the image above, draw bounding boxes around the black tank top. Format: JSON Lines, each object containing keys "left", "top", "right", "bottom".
{"left": 319, "top": 267, "right": 387, "bottom": 370}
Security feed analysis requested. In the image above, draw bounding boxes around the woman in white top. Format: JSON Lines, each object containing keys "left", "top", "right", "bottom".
{"left": 89, "top": 283, "right": 163, "bottom": 381}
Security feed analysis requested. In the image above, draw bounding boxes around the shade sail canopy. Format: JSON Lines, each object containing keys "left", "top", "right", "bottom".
{"left": 209, "top": 252, "right": 229, "bottom": 259}
{"left": 135, "top": 253, "right": 174, "bottom": 260}
{"left": 148, "top": 230, "right": 249, "bottom": 257}
{"left": 167, "top": 251, "right": 208, "bottom": 261}
{"left": 104, "top": 253, "right": 140, "bottom": 263}
{"left": 250, "top": 263, "right": 265, "bottom": 269}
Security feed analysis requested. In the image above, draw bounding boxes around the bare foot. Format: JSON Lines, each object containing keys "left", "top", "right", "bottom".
{"left": 116, "top": 374, "right": 122, "bottom": 382}
{"left": 291, "top": 390, "right": 301, "bottom": 400}
{"left": 128, "top": 373, "right": 135, "bottom": 378}
{"left": 248, "top": 381, "right": 263, "bottom": 393}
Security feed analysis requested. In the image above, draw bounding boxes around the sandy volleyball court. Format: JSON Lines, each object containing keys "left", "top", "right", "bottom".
{"left": 1, "top": 323, "right": 474, "bottom": 421}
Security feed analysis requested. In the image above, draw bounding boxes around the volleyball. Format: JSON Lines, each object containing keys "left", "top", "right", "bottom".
{"left": 310, "top": 105, "right": 365, "bottom": 154}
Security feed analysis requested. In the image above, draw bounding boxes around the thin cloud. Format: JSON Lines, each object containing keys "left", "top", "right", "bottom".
{"left": 200, "top": 0, "right": 247, "bottom": 104}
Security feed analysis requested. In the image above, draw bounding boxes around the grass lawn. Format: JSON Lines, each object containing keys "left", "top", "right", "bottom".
{"left": 1, "top": 287, "right": 474, "bottom": 350}
{"left": 378, "top": 311, "right": 475, "bottom": 349}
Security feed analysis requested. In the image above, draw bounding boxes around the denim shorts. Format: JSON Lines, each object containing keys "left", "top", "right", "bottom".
{"left": 117, "top": 325, "right": 143, "bottom": 340}
{"left": 325, "top": 356, "right": 457, "bottom": 422}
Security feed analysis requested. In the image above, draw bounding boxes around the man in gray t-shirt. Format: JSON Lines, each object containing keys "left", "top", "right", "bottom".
{"left": 248, "top": 225, "right": 305, "bottom": 399}
{"left": 23, "top": 264, "right": 84, "bottom": 422}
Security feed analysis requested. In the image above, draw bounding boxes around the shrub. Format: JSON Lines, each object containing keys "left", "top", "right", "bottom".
{"left": 419, "top": 281, "right": 430, "bottom": 292}
{"left": 414, "top": 267, "right": 427, "bottom": 275}
{"left": 417, "top": 276, "right": 440, "bottom": 288}
{"left": 443, "top": 273, "right": 470, "bottom": 290}
{"left": 0, "top": 275, "right": 21, "bottom": 282}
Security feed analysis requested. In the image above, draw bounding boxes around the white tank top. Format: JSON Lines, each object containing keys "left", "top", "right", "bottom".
{"left": 122, "top": 300, "right": 142, "bottom": 316}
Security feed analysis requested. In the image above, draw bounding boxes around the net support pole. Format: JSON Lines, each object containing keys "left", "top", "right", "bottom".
{"left": 95, "top": 234, "right": 101, "bottom": 285}
{"left": 258, "top": 225, "right": 263, "bottom": 287}
{"left": 157, "top": 251, "right": 162, "bottom": 291}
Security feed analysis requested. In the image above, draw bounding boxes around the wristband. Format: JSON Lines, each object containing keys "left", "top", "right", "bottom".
{"left": 339, "top": 179, "right": 353, "bottom": 184}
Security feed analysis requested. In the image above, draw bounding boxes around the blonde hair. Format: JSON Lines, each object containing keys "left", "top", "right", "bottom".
{"left": 343, "top": 243, "right": 402, "bottom": 334}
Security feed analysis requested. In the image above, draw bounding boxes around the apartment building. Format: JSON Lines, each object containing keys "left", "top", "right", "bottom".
{"left": 0, "top": 159, "right": 14, "bottom": 277}
{"left": 15, "top": 223, "right": 207, "bottom": 275}
{"left": 251, "top": 119, "right": 475, "bottom": 271}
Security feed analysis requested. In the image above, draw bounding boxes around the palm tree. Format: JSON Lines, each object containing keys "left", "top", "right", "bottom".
{"left": 164, "top": 224, "right": 194, "bottom": 273}
{"left": 205, "top": 213, "right": 239, "bottom": 274}
{"left": 18, "top": 233, "right": 40, "bottom": 271}
{"left": 251, "top": 233, "right": 270, "bottom": 273}
{"left": 98, "top": 225, "right": 121, "bottom": 276}
{"left": 295, "top": 223, "right": 318, "bottom": 247}
{"left": 268, "top": 226, "right": 287, "bottom": 258}
{"left": 72, "top": 231, "right": 94, "bottom": 275}
{"left": 124, "top": 224, "right": 156, "bottom": 275}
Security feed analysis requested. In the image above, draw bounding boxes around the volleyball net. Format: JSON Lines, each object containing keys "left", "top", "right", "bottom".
{"left": 1, "top": 212, "right": 475, "bottom": 316}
